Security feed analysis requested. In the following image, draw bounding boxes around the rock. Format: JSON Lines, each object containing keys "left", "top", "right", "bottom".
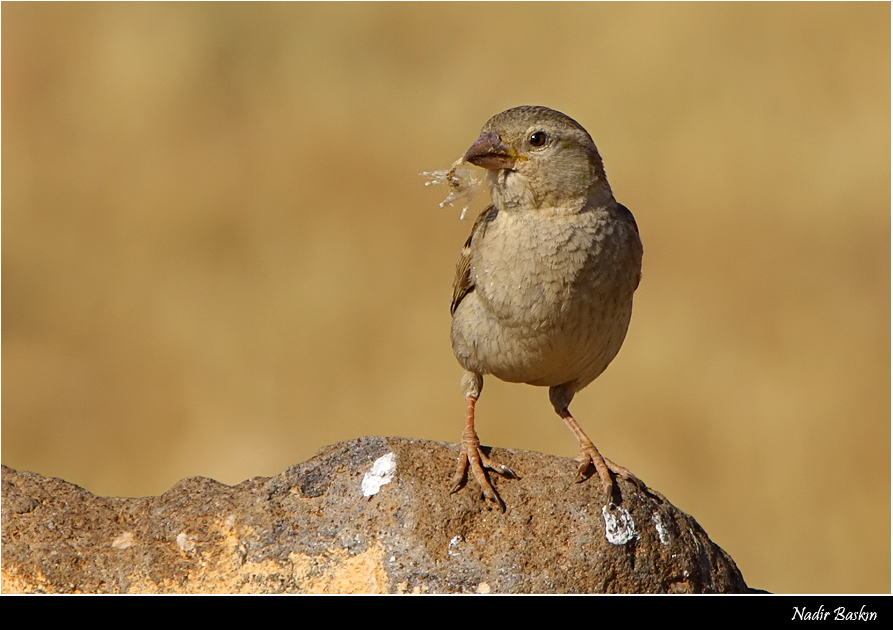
{"left": 1, "top": 437, "right": 749, "bottom": 593}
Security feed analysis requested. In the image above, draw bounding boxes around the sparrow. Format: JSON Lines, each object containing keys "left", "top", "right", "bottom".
{"left": 449, "top": 106, "right": 643, "bottom": 510}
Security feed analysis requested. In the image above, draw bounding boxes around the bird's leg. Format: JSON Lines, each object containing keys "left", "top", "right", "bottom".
{"left": 450, "top": 395, "right": 518, "bottom": 511}
{"left": 557, "top": 407, "right": 643, "bottom": 503}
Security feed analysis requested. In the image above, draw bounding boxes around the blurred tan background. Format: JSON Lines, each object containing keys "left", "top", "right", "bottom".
{"left": 2, "top": 3, "right": 889, "bottom": 593}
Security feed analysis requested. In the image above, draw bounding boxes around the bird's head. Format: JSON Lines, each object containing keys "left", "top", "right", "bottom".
{"left": 463, "top": 106, "right": 613, "bottom": 212}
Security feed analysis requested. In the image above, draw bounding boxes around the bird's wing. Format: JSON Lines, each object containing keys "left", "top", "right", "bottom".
{"left": 616, "top": 202, "right": 642, "bottom": 291}
{"left": 450, "top": 204, "right": 499, "bottom": 315}
{"left": 616, "top": 202, "right": 639, "bottom": 234}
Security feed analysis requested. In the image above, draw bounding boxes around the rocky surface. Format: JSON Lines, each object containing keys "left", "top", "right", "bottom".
{"left": 2, "top": 437, "right": 749, "bottom": 593}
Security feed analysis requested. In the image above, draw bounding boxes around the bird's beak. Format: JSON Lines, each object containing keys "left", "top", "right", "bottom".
{"left": 463, "top": 132, "right": 520, "bottom": 170}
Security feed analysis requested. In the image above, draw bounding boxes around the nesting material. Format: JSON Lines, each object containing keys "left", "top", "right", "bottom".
{"left": 421, "top": 156, "right": 484, "bottom": 220}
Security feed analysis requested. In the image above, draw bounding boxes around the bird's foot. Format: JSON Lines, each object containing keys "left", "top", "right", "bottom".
{"left": 450, "top": 436, "right": 518, "bottom": 511}
{"left": 575, "top": 447, "right": 644, "bottom": 504}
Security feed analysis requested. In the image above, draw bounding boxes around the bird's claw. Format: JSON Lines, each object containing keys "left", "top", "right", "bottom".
{"left": 451, "top": 441, "right": 517, "bottom": 511}
{"left": 574, "top": 448, "right": 643, "bottom": 503}
{"left": 605, "top": 456, "right": 645, "bottom": 492}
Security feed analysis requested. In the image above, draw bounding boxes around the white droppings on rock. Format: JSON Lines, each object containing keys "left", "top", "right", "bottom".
{"left": 176, "top": 532, "right": 196, "bottom": 553}
{"left": 652, "top": 513, "right": 670, "bottom": 545}
{"left": 361, "top": 452, "right": 397, "bottom": 498}
{"left": 603, "top": 505, "right": 638, "bottom": 545}
{"left": 688, "top": 528, "right": 702, "bottom": 553}
{"left": 111, "top": 531, "right": 134, "bottom": 550}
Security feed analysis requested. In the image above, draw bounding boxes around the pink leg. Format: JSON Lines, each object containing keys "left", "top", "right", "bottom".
{"left": 450, "top": 396, "right": 518, "bottom": 510}
{"left": 558, "top": 408, "right": 642, "bottom": 503}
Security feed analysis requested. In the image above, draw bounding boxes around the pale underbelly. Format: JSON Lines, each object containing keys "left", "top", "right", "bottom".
{"left": 451, "top": 290, "right": 633, "bottom": 389}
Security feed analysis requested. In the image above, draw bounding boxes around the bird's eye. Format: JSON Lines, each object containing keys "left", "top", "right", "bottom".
{"left": 529, "top": 131, "right": 548, "bottom": 147}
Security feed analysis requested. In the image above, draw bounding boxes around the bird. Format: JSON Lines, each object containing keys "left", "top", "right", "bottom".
{"left": 448, "top": 105, "right": 644, "bottom": 510}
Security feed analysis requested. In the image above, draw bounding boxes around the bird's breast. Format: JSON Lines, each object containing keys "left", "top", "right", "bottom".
{"left": 471, "top": 210, "right": 609, "bottom": 325}
{"left": 451, "top": 206, "right": 640, "bottom": 387}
